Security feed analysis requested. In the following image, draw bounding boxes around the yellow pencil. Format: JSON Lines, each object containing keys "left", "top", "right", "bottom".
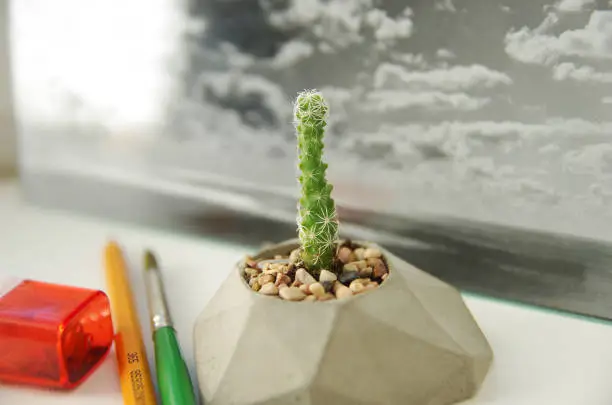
{"left": 104, "top": 241, "right": 158, "bottom": 405}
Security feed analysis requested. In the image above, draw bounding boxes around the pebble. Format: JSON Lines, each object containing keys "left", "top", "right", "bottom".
{"left": 353, "top": 248, "right": 366, "bottom": 260}
{"left": 371, "top": 259, "right": 388, "bottom": 279}
{"left": 258, "top": 273, "right": 275, "bottom": 286}
{"left": 364, "top": 282, "right": 378, "bottom": 291}
{"left": 349, "top": 280, "right": 365, "bottom": 294}
{"left": 358, "top": 267, "right": 373, "bottom": 278}
{"left": 335, "top": 285, "right": 353, "bottom": 299}
{"left": 321, "top": 281, "right": 334, "bottom": 293}
{"left": 251, "top": 280, "right": 261, "bottom": 292}
{"left": 309, "top": 282, "right": 326, "bottom": 297}
{"left": 364, "top": 248, "right": 382, "bottom": 259}
{"left": 344, "top": 260, "right": 367, "bottom": 272}
{"left": 299, "top": 284, "right": 311, "bottom": 295}
{"left": 260, "top": 282, "right": 279, "bottom": 295}
{"left": 279, "top": 286, "right": 307, "bottom": 301}
{"left": 338, "top": 270, "right": 359, "bottom": 285}
{"left": 296, "top": 268, "right": 317, "bottom": 284}
{"left": 318, "top": 293, "right": 336, "bottom": 301}
{"left": 275, "top": 273, "right": 291, "bottom": 287}
{"left": 304, "top": 295, "right": 317, "bottom": 302}
{"left": 337, "top": 247, "right": 352, "bottom": 264}
{"left": 333, "top": 281, "right": 353, "bottom": 299}
{"left": 291, "top": 279, "right": 302, "bottom": 288}
{"left": 257, "top": 259, "right": 290, "bottom": 270}
{"left": 244, "top": 267, "right": 260, "bottom": 277}
{"left": 319, "top": 269, "right": 337, "bottom": 283}
{"left": 246, "top": 257, "right": 258, "bottom": 268}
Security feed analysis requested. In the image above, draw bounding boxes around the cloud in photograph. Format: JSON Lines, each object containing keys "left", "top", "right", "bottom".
{"left": 555, "top": 0, "right": 595, "bottom": 12}
{"left": 434, "top": 0, "right": 457, "bottom": 12}
{"left": 553, "top": 62, "right": 612, "bottom": 82}
{"left": 373, "top": 63, "right": 512, "bottom": 92}
{"left": 271, "top": 40, "right": 314, "bottom": 69}
{"left": 504, "top": 10, "right": 612, "bottom": 65}
{"left": 265, "top": 0, "right": 414, "bottom": 50}
{"left": 363, "top": 90, "right": 490, "bottom": 112}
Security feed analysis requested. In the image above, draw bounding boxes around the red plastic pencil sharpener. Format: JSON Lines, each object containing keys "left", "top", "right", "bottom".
{"left": 0, "top": 278, "right": 114, "bottom": 390}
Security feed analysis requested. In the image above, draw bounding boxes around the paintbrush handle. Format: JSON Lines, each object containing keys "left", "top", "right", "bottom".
{"left": 153, "top": 326, "right": 197, "bottom": 405}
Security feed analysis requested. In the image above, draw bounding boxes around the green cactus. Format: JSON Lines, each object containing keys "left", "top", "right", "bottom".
{"left": 293, "top": 89, "right": 339, "bottom": 276}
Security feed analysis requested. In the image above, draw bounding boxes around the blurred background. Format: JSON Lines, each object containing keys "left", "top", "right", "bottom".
{"left": 3, "top": 0, "right": 612, "bottom": 320}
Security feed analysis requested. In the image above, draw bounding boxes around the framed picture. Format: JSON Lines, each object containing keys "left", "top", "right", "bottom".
{"left": 9, "top": 0, "right": 612, "bottom": 319}
{"left": 0, "top": 0, "right": 16, "bottom": 177}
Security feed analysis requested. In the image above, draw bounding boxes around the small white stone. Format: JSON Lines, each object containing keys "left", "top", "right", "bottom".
{"left": 279, "top": 286, "right": 307, "bottom": 301}
{"left": 353, "top": 248, "right": 366, "bottom": 260}
{"left": 296, "top": 268, "right": 317, "bottom": 284}
{"left": 309, "top": 282, "right": 326, "bottom": 297}
{"left": 335, "top": 285, "right": 353, "bottom": 299}
{"left": 364, "top": 248, "right": 382, "bottom": 259}
{"left": 319, "top": 269, "right": 337, "bottom": 283}
{"left": 260, "top": 282, "right": 279, "bottom": 295}
{"left": 349, "top": 280, "right": 365, "bottom": 294}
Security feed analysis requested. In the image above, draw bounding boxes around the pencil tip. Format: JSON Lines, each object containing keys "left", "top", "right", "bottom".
{"left": 143, "top": 249, "right": 158, "bottom": 270}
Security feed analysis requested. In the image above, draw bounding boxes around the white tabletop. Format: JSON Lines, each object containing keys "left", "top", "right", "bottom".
{"left": 0, "top": 178, "right": 611, "bottom": 405}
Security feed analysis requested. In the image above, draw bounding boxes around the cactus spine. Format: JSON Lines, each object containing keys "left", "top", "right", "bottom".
{"left": 293, "top": 89, "right": 339, "bottom": 276}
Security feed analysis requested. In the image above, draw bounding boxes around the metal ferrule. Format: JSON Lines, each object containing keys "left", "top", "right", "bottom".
{"left": 144, "top": 267, "right": 173, "bottom": 330}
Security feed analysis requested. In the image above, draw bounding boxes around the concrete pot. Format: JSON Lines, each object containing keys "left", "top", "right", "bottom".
{"left": 194, "top": 239, "right": 493, "bottom": 405}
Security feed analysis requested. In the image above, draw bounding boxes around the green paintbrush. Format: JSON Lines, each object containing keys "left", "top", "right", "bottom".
{"left": 143, "top": 250, "right": 197, "bottom": 405}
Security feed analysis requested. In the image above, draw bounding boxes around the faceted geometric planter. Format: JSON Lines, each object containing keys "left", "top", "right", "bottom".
{"left": 193, "top": 239, "right": 493, "bottom": 405}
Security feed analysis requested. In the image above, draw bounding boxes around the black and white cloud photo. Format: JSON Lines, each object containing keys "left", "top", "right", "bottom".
{"left": 9, "top": 0, "right": 612, "bottom": 243}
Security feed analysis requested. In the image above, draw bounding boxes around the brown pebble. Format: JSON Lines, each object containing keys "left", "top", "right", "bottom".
{"left": 275, "top": 273, "right": 291, "bottom": 287}
{"left": 260, "top": 282, "right": 278, "bottom": 295}
{"left": 251, "top": 280, "right": 261, "bottom": 291}
{"left": 364, "top": 248, "right": 382, "bottom": 259}
{"left": 279, "top": 286, "right": 307, "bottom": 301}
{"left": 318, "top": 293, "right": 336, "bottom": 301}
{"left": 372, "top": 259, "right": 388, "bottom": 279}
{"left": 319, "top": 269, "right": 337, "bottom": 283}
{"left": 309, "top": 282, "right": 326, "bottom": 297}
{"left": 258, "top": 273, "right": 275, "bottom": 285}
{"left": 299, "top": 284, "right": 311, "bottom": 295}
{"left": 304, "top": 295, "right": 317, "bottom": 302}
{"left": 296, "top": 268, "right": 317, "bottom": 284}
{"left": 337, "top": 247, "right": 353, "bottom": 264}
{"left": 353, "top": 248, "right": 366, "bottom": 260}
